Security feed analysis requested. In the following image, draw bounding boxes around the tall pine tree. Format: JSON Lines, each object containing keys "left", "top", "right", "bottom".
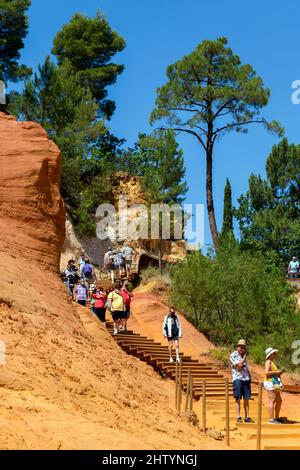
{"left": 150, "top": 37, "right": 283, "bottom": 249}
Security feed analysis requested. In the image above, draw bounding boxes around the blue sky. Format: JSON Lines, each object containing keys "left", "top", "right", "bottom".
{"left": 11, "top": 0, "right": 300, "bottom": 247}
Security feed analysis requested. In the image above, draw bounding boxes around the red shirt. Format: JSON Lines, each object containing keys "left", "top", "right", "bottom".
{"left": 92, "top": 292, "right": 107, "bottom": 309}
{"left": 120, "top": 288, "right": 132, "bottom": 309}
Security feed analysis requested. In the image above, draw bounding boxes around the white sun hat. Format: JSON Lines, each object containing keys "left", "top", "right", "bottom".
{"left": 265, "top": 347, "right": 278, "bottom": 359}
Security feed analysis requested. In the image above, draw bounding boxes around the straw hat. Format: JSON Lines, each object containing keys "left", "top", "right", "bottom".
{"left": 237, "top": 339, "right": 247, "bottom": 347}
{"left": 265, "top": 347, "right": 278, "bottom": 359}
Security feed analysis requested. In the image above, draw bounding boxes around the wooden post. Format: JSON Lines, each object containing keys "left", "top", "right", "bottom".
{"left": 175, "top": 361, "right": 179, "bottom": 410}
{"left": 189, "top": 375, "right": 194, "bottom": 412}
{"left": 185, "top": 369, "right": 191, "bottom": 412}
{"left": 202, "top": 380, "right": 207, "bottom": 432}
{"left": 257, "top": 382, "right": 263, "bottom": 450}
{"left": 178, "top": 361, "right": 183, "bottom": 413}
{"left": 225, "top": 379, "right": 230, "bottom": 447}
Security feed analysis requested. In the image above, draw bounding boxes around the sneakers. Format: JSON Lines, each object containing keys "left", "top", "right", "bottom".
{"left": 169, "top": 357, "right": 174, "bottom": 363}
{"left": 270, "top": 419, "right": 281, "bottom": 424}
{"left": 113, "top": 328, "right": 118, "bottom": 336}
{"left": 176, "top": 357, "right": 181, "bottom": 363}
{"left": 237, "top": 417, "right": 243, "bottom": 423}
{"left": 244, "top": 417, "right": 254, "bottom": 423}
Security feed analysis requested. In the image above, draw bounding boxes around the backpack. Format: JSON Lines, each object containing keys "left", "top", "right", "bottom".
{"left": 82, "top": 264, "right": 93, "bottom": 276}
{"left": 104, "top": 252, "right": 114, "bottom": 268}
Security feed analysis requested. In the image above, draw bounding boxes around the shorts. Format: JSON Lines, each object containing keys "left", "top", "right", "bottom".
{"left": 233, "top": 379, "right": 251, "bottom": 400}
{"left": 167, "top": 335, "right": 179, "bottom": 342}
{"left": 93, "top": 307, "right": 106, "bottom": 323}
{"left": 112, "top": 311, "right": 125, "bottom": 321}
{"left": 78, "top": 300, "right": 87, "bottom": 307}
{"left": 126, "top": 309, "right": 131, "bottom": 320}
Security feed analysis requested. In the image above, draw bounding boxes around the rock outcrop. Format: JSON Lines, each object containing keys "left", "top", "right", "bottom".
{"left": 60, "top": 171, "right": 186, "bottom": 270}
{"left": 0, "top": 113, "right": 65, "bottom": 272}
{"left": 0, "top": 113, "right": 220, "bottom": 450}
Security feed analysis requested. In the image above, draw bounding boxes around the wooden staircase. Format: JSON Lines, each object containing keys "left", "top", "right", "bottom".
{"left": 104, "top": 321, "right": 300, "bottom": 450}
{"left": 105, "top": 322, "right": 244, "bottom": 399}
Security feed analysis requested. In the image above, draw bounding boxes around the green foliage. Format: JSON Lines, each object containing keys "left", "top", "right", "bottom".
{"left": 8, "top": 8, "right": 127, "bottom": 236}
{"left": 221, "top": 178, "right": 234, "bottom": 237}
{"left": 52, "top": 11, "right": 126, "bottom": 119}
{"left": 150, "top": 36, "right": 284, "bottom": 247}
{"left": 208, "top": 347, "right": 231, "bottom": 367}
{"left": 171, "top": 239, "right": 300, "bottom": 369}
{"left": 138, "top": 130, "right": 188, "bottom": 205}
{"left": 235, "top": 138, "right": 300, "bottom": 264}
{"left": 0, "top": 0, "right": 32, "bottom": 83}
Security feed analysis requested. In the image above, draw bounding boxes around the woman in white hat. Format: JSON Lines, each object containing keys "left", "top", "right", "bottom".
{"left": 264, "top": 347, "right": 285, "bottom": 424}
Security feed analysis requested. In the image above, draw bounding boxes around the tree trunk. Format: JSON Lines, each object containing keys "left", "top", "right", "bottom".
{"left": 206, "top": 146, "right": 220, "bottom": 249}
{"left": 158, "top": 217, "right": 163, "bottom": 275}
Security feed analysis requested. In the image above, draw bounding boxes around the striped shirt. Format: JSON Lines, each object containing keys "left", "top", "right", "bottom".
{"left": 75, "top": 285, "right": 88, "bottom": 301}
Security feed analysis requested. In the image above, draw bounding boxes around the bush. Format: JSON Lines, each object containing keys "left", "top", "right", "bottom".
{"left": 171, "top": 239, "right": 300, "bottom": 370}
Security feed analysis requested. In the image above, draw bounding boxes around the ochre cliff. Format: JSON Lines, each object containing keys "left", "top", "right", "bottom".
{"left": 0, "top": 113, "right": 221, "bottom": 450}
{"left": 0, "top": 113, "right": 65, "bottom": 272}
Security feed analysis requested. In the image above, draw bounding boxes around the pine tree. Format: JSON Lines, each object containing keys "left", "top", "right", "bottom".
{"left": 150, "top": 37, "right": 284, "bottom": 249}
{"left": 0, "top": 0, "right": 32, "bottom": 83}
{"left": 52, "top": 11, "right": 126, "bottom": 119}
{"left": 221, "top": 178, "right": 234, "bottom": 237}
{"left": 138, "top": 130, "right": 188, "bottom": 273}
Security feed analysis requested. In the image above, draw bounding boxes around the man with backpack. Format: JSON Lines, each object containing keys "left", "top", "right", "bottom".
{"left": 163, "top": 307, "right": 182, "bottom": 363}
{"left": 64, "top": 268, "right": 79, "bottom": 298}
{"left": 81, "top": 259, "right": 95, "bottom": 283}
{"left": 104, "top": 247, "right": 115, "bottom": 283}
{"left": 122, "top": 244, "right": 134, "bottom": 277}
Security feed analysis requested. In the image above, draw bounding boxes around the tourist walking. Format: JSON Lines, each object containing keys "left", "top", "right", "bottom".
{"left": 104, "top": 247, "right": 115, "bottom": 283}
{"left": 163, "top": 307, "right": 182, "bottom": 363}
{"left": 81, "top": 259, "right": 95, "bottom": 283}
{"left": 74, "top": 279, "right": 89, "bottom": 307}
{"left": 230, "top": 339, "right": 254, "bottom": 423}
{"left": 120, "top": 281, "right": 133, "bottom": 332}
{"left": 107, "top": 283, "right": 126, "bottom": 335}
{"left": 92, "top": 287, "right": 107, "bottom": 323}
{"left": 264, "top": 347, "right": 284, "bottom": 424}
{"left": 122, "top": 244, "right": 134, "bottom": 277}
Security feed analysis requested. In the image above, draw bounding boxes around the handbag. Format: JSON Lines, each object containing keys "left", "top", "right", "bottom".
{"left": 271, "top": 375, "right": 283, "bottom": 389}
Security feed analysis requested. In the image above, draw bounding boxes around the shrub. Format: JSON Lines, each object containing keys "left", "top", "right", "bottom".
{"left": 171, "top": 239, "right": 300, "bottom": 370}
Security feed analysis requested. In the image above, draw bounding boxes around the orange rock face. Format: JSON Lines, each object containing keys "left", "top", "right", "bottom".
{"left": 0, "top": 113, "right": 65, "bottom": 272}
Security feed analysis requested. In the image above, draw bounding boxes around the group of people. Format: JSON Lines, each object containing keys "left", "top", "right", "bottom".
{"left": 61, "top": 251, "right": 134, "bottom": 333}
{"left": 287, "top": 256, "right": 300, "bottom": 278}
{"left": 61, "top": 257, "right": 286, "bottom": 425}
{"left": 230, "top": 340, "right": 284, "bottom": 424}
{"left": 104, "top": 245, "right": 134, "bottom": 283}
{"left": 160, "top": 313, "right": 286, "bottom": 425}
